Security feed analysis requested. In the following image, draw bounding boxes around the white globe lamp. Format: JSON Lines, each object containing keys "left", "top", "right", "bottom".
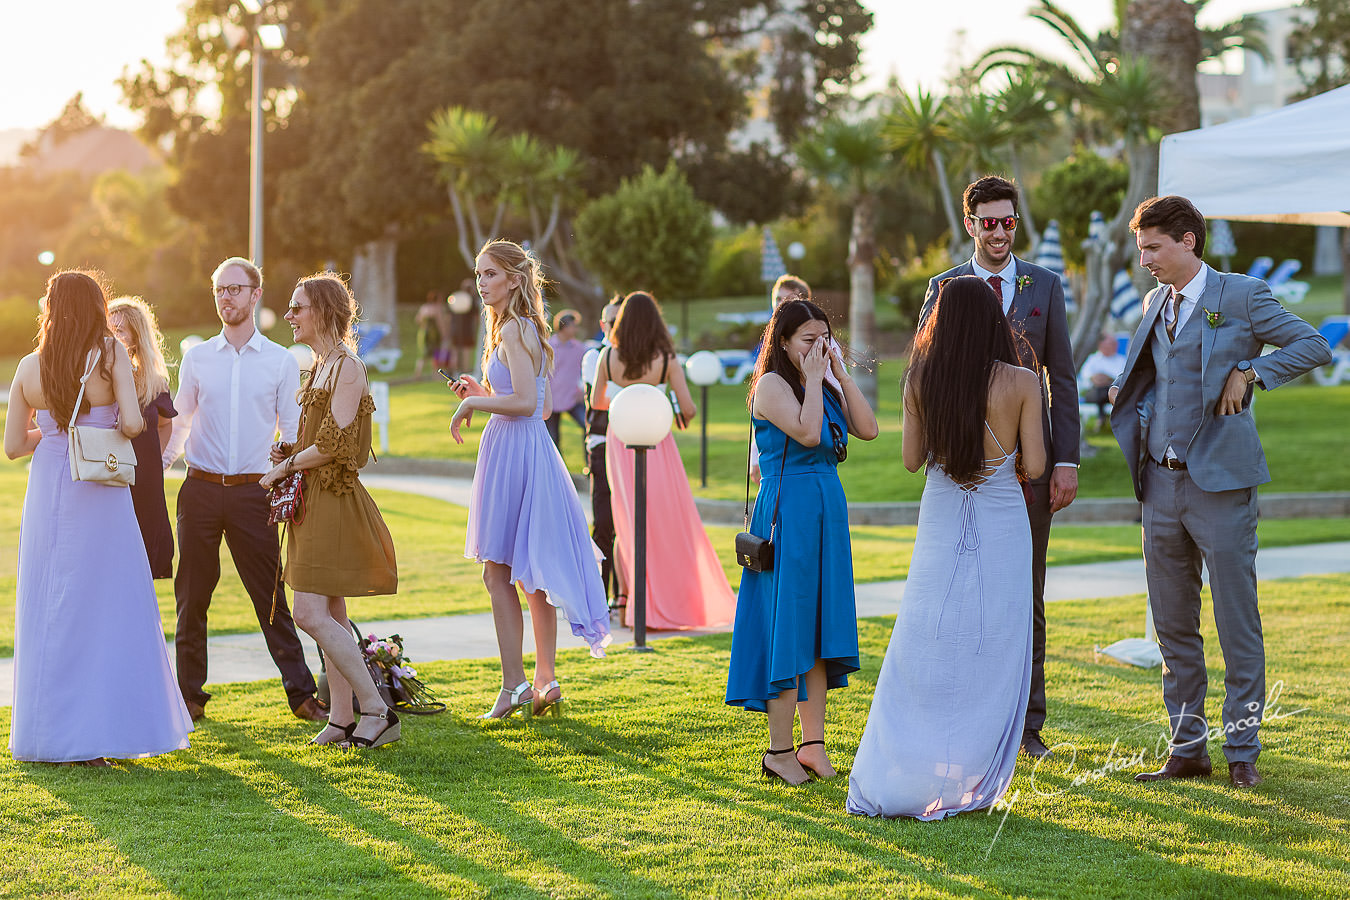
{"left": 609, "top": 383, "right": 673, "bottom": 449}
{"left": 288, "top": 344, "right": 314, "bottom": 370}
{"left": 180, "top": 335, "right": 204, "bottom": 357}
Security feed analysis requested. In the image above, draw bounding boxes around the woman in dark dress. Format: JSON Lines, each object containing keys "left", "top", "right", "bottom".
{"left": 109, "top": 296, "right": 177, "bottom": 578}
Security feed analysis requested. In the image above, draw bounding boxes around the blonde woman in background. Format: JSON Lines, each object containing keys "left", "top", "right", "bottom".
{"left": 450, "top": 239, "right": 611, "bottom": 719}
{"left": 109, "top": 296, "right": 178, "bottom": 578}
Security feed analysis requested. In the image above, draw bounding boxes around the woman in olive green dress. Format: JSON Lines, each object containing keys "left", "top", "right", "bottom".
{"left": 260, "top": 273, "right": 398, "bottom": 749}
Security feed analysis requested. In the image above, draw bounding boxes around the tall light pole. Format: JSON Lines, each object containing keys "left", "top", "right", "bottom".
{"left": 608, "top": 384, "right": 674, "bottom": 652}
{"left": 236, "top": 2, "right": 284, "bottom": 326}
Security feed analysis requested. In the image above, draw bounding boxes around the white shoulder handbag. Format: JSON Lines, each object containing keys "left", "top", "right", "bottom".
{"left": 67, "top": 346, "right": 137, "bottom": 487}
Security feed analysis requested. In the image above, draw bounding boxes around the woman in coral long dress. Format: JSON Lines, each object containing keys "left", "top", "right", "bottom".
{"left": 590, "top": 291, "right": 736, "bottom": 631}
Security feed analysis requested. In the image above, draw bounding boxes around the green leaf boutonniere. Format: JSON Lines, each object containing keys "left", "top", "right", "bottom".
{"left": 1203, "top": 307, "right": 1225, "bottom": 328}
{"left": 1016, "top": 275, "right": 1034, "bottom": 293}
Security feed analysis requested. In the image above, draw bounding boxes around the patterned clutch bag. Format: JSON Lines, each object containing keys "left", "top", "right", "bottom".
{"left": 267, "top": 471, "right": 306, "bottom": 526}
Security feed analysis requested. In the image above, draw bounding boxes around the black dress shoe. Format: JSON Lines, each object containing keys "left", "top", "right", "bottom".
{"left": 1135, "top": 755, "right": 1213, "bottom": 782}
{"left": 1020, "top": 730, "right": 1052, "bottom": 759}
{"left": 1228, "top": 761, "right": 1263, "bottom": 788}
{"left": 292, "top": 697, "right": 329, "bottom": 722}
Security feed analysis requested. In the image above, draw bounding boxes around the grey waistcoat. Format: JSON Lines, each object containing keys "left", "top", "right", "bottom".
{"left": 1146, "top": 311, "right": 1205, "bottom": 465}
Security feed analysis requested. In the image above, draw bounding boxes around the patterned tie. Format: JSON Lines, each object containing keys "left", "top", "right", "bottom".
{"left": 987, "top": 275, "right": 1003, "bottom": 306}
{"left": 1166, "top": 289, "right": 1183, "bottom": 342}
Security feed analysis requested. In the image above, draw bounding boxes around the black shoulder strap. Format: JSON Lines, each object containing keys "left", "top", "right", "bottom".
{"left": 743, "top": 414, "right": 789, "bottom": 536}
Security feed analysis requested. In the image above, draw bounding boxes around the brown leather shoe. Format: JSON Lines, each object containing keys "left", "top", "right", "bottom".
{"left": 292, "top": 697, "right": 328, "bottom": 722}
{"left": 1135, "top": 755, "right": 1213, "bottom": 782}
{"left": 1020, "top": 730, "right": 1053, "bottom": 759}
{"left": 1228, "top": 761, "right": 1263, "bottom": 789}
{"left": 185, "top": 700, "right": 205, "bottom": 722}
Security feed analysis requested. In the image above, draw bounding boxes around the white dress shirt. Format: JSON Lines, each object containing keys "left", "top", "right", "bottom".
{"left": 1160, "top": 262, "right": 1209, "bottom": 335}
{"left": 163, "top": 329, "right": 302, "bottom": 475}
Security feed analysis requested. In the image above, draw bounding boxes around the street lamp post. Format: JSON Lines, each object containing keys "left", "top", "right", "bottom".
{"left": 236, "top": 2, "right": 284, "bottom": 328}
{"left": 683, "top": 351, "right": 723, "bottom": 489}
{"left": 608, "top": 384, "right": 674, "bottom": 652}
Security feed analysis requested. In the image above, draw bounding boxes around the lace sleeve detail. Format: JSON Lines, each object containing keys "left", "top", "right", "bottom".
{"left": 311, "top": 393, "right": 375, "bottom": 495}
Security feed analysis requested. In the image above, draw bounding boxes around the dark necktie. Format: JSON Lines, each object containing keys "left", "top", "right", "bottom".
{"left": 1167, "top": 290, "right": 1183, "bottom": 342}
{"left": 987, "top": 275, "right": 1003, "bottom": 306}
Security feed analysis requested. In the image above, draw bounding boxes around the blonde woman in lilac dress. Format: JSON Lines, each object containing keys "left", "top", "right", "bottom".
{"left": 450, "top": 240, "right": 611, "bottom": 719}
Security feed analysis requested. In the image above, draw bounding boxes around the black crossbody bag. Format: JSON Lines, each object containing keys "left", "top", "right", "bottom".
{"left": 735, "top": 420, "right": 788, "bottom": 572}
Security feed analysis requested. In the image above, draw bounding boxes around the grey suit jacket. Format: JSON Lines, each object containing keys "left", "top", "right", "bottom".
{"left": 1110, "top": 268, "right": 1331, "bottom": 499}
{"left": 922, "top": 258, "right": 1080, "bottom": 483}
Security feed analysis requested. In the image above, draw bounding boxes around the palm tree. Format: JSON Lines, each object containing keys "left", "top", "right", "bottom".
{"left": 796, "top": 116, "right": 895, "bottom": 409}
{"left": 995, "top": 71, "right": 1057, "bottom": 256}
{"left": 882, "top": 88, "right": 965, "bottom": 262}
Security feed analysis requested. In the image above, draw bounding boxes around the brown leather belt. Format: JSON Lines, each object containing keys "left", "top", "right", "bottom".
{"left": 1155, "top": 457, "right": 1186, "bottom": 470}
{"left": 186, "top": 467, "right": 265, "bottom": 486}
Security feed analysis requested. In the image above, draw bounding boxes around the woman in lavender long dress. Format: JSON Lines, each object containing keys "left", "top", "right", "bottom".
{"left": 847, "top": 276, "right": 1045, "bottom": 819}
{"left": 450, "top": 240, "right": 611, "bottom": 719}
{"left": 5, "top": 271, "right": 192, "bottom": 765}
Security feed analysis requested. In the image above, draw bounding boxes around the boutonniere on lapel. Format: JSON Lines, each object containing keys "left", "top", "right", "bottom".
{"left": 1016, "top": 274, "right": 1034, "bottom": 294}
{"left": 1203, "top": 307, "right": 1225, "bottom": 328}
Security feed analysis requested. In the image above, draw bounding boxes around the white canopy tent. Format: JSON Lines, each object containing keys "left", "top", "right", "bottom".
{"left": 1158, "top": 84, "right": 1350, "bottom": 226}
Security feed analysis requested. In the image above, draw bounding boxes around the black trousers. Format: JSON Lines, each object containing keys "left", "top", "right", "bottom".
{"left": 588, "top": 439, "right": 616, "bottom": 597}
{"left": 1024, "top": 480, "right": 1053, "bottom": 733}
{"left": 174, "top": 477, "right": 317, "bottom": 710}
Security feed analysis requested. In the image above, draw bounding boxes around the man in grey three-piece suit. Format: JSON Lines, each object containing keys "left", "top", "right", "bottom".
{"left": 1110, "top": 195, "right": 1331, "bottom": 789}
{"left": 923, "top": 175, "right": 1080, "bottom": 761}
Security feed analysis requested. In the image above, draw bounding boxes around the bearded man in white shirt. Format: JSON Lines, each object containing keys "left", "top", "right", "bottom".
{"left": 163, "top": 257, "right": 324, "bottom": 723}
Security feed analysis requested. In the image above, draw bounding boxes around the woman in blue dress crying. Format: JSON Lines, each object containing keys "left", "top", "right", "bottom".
{"left": 725, "top": 300, "right": 878, "bottom": 785}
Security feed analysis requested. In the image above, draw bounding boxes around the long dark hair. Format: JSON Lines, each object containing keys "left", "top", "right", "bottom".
{"left": 906, "top": 275, "right": 1019, "bottom": 483}
{"left": 749, "top": 299, "right": 842, "bottom": 409}
{"left": 39, "top": 270, "right": 114, "bottom": 431}
{"left": 611, "top": 291, "right": 674, "bottom": 381}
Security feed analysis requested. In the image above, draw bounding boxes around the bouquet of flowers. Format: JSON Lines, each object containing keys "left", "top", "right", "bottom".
{"left": 359, "top": 632, "right": 445, "bottom": 714}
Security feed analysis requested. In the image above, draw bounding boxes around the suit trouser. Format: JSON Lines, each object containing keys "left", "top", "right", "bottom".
{"left": 588, "top": 439, "right": 615, "bottom": 596}
{"left": 1024, "top": 480, "right": 1052, "bottom": 733}
{"left": 174, "top": 477, "right": 318, "bottom": 710}
{"left": 1141, "top": 464, "right": 1264, "bottom": 764}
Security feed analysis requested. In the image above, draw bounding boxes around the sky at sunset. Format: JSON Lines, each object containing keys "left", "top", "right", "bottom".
{"left": 0, "top": 0, "right": 1286, "bottom": 133}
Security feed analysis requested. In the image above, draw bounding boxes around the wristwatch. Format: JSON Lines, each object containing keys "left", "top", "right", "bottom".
{"left": 1237, "top": 359, "right": 1256, "bottom": 384}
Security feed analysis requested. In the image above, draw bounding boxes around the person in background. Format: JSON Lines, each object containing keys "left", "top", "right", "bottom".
{"left": 261, "top": 273, "right": 399, "bottom": 748}
{"left": 414, "top": 290, "right": 452, "bottom": 378}
{"left": 590, "top": 291, "right": 735, "bottom": 631}
{"left": 6, "top": 270, "right": 192, "bottom": 766}
{"left": 163, "top": 256, "right": 325, "bottom": 724}
{"left": 449, "top": 277, "right": 480, "bottom": 374}
{"left": 451, "top": 240, "right": 612, "bottom": 719}
{"left": 1079, "top": 330, "right": 1125, "bottom": 426}
{"left": 108, "top": 296, "right": 177, "bottom": 579}
{"left": 726, "top": 299, "right": 879, "bottom": 785}
{"left": 546, "top": 308, "right": 588, "bottom": 451}
{"left": 581, "top": 298, "right": 622, "bottom": 604}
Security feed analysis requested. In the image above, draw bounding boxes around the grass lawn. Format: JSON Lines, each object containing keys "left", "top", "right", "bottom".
{"left": 0, "top": 462, "right": 1344, "bottom": 657}
{"left": 1, "top": 574, "right": 1347, "bottom": 898}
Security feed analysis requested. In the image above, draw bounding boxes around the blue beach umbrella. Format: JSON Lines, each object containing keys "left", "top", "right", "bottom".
{"left": 1033, "top": 219, "right": 1074, "bottom": 308}
{"left": 760, "top": 227, "right": 787, "bottom": 286}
